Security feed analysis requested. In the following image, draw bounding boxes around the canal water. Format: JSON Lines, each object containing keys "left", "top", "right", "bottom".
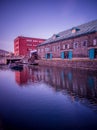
{"left": 0, "top": 65, "right": 97, "bottom": 130}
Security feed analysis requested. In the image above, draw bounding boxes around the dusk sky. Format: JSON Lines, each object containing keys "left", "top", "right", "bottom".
{"left": 0, "top": 0, "right": 97, "bottom": 52}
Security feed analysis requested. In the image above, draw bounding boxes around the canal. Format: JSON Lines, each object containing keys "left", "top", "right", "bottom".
{"left": 0, "top": 65, "right": 97, "bottom": 130}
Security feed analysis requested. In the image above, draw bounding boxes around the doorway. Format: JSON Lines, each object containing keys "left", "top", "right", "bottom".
{"left": 94, "top": 49, "right": 97, "bottom": 58}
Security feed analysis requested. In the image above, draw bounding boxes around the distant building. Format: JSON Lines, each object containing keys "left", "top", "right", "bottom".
{"left": 14, "top": 36, "right": 45, "bottom": 56}
{"left": 37, "top": 19, "right": 97, "bottom": 59}
{"left": 0, "top": 49, "right": 11, "bottom": 57}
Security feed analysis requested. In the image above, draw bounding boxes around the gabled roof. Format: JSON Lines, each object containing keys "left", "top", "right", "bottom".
{"left": 39, "top": 19, "right": 97, "bottom": 46}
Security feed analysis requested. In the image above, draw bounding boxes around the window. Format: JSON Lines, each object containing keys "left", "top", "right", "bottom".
{"left": 45, "top": 48, "right": 50, "bottom": 52}
{"left": 72, "top": 29, "right": 76, "bottom": 33}
{"left": 53, "top": 46, "right": 56, "bottom": 52}
{"left": 65, "top": 45, "right": 67, "bottom": 49}
{"left": 67, "top": 44, "right": 69, "bottom": 49}
{"left": 57, "top": 46, "right": 60, "bottom": 50}
{"left": 73, "top": 42, "right": 78, "bottom": 48}
{"left": 82, "top": 40, "right": 87, "bottom": 47}
{"left": 71, "top": 27, "right": 80, "bottom": 33}
{"left": 52, "top": 34, "right": 60, "bottom": 39}
{"left": 33, "top": 40, "right": 38, "bottom": 42}
{"left": 38, "top": 49, "right": 40, "bottom": 52}
{"left": 41, "top": 48, "right": 44, "bottom": 52}
{"left": 63, "top": 45, "right": 65, "bottom": 49}
{"left": 26, "top": 39, "right": 32, "bottom": 42}
{"left": 33, "top": 44, "right": 37, "bottom": 46}
{"left": 93, "top": 39, "right": 97, "bottom": 46}
{"left": 27, "top": 43, "right": 32, "bottom": 46}
{"left": 39, "top": 40, "right": 43, "bottom": 43}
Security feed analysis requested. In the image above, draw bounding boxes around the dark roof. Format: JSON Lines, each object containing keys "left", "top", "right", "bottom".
{"left": 0, "top": 49, "right": 9, "bottom": 54}
{"left": 39, "top": 19, "right": 97, "bottom": 46}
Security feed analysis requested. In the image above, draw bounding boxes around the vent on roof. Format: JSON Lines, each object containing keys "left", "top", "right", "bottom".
{"left": 71, "top": 27, "right": 80, "bottom": 33}
{"left": 52, "top": 34, "right": 60, "bottom": 39}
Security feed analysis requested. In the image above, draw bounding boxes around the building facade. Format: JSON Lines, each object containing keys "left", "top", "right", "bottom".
{"left": 14, "top": 36, "right": 45, "bottom": 56}
{"left": 37, "top": 20, "right": 97, "bottom": 60}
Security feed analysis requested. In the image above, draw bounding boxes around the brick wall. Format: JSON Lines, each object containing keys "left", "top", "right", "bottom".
{"left": 14, "top": 36, "right": 45, "bottom": 56}
{"left": 37, "top": 32, "right": 97, "bottom": 59}
{"left": 37, "top": 59, "right": 97, "bottom": 70}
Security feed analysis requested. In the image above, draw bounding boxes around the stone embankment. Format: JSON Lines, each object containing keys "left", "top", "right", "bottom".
{"left": 37, "top": 58, "right": 97, "bottom": 70}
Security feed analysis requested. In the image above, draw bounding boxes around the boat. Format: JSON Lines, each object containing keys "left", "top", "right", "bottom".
{"left": 9, "top": 63, "right": 23, "bottom": 70}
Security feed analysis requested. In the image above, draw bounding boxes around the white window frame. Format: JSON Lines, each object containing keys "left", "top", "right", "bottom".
{"left": 93, "top": 39, "right": 97, "bottom": 46}
{"left": 67, "top": 44, "right": 69, "bottom": 49}
{"left": 73, "top": 42, "right": 78, "bottom": 48}
{"left": 63, "top": 45, "right": 65, "bottom": 49}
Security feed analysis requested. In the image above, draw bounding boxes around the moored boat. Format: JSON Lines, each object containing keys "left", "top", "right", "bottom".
{"left": 9, "top": 63, "right": 23, "bottom": 70}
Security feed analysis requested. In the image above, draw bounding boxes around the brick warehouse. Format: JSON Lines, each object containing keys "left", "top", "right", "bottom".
{"left": 14, "top": 36, "right": 45, "bottom": 56}
{"left": 37, "top": 19, "right": 97, "bottom": 60}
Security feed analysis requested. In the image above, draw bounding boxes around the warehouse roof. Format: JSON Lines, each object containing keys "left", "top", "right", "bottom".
{"left": 39, "top": 19, "right": 97, "bottom": 46}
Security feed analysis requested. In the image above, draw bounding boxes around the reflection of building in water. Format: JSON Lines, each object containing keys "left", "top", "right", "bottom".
{"left": 37, "top": 67, "right": 97, "bottom": 112}
{"left": 15, "top": 67, "right": 28, "bottom": 85}
{"left": 15, "top": 66, "right": 40, "bottom": 86}
{"left": 15, "top": 65, "right": 97, "bottom": 111}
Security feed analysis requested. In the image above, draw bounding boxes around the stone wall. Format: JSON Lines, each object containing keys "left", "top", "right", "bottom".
{"left": 37, "top": 59, "right": 97, "bottom": 70}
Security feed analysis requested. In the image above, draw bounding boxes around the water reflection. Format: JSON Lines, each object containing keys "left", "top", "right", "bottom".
{"left": 15, "top": 66, "right": 97, "bottom": 112}
{"left": 15, "top": 66, "right": 40, "bottom": 86}
{"left": 0, "top": 65, "right": 97, "bottom": 129}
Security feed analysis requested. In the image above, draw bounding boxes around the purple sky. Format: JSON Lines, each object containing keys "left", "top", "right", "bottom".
{"left": 0, "top": 0, "right": 97, "bottom": 52}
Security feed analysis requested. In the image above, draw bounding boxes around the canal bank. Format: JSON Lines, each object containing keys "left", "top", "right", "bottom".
{"left": 37, "top": 59, "right": 97, "bottom": 70}
{"left": 0, "top": 56, "right": 24, "bottom": 65}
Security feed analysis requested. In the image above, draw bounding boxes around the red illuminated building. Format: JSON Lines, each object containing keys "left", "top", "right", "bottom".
{"left": 14, "top": 36, "right": 45, "bottom": 56}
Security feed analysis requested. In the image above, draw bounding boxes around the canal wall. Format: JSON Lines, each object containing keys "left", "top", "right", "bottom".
{"left": 0, "top": 56, "right": 24, "bottom": 65}
{"left": 37, "top": 59, "right": 97, "bottom": 70}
